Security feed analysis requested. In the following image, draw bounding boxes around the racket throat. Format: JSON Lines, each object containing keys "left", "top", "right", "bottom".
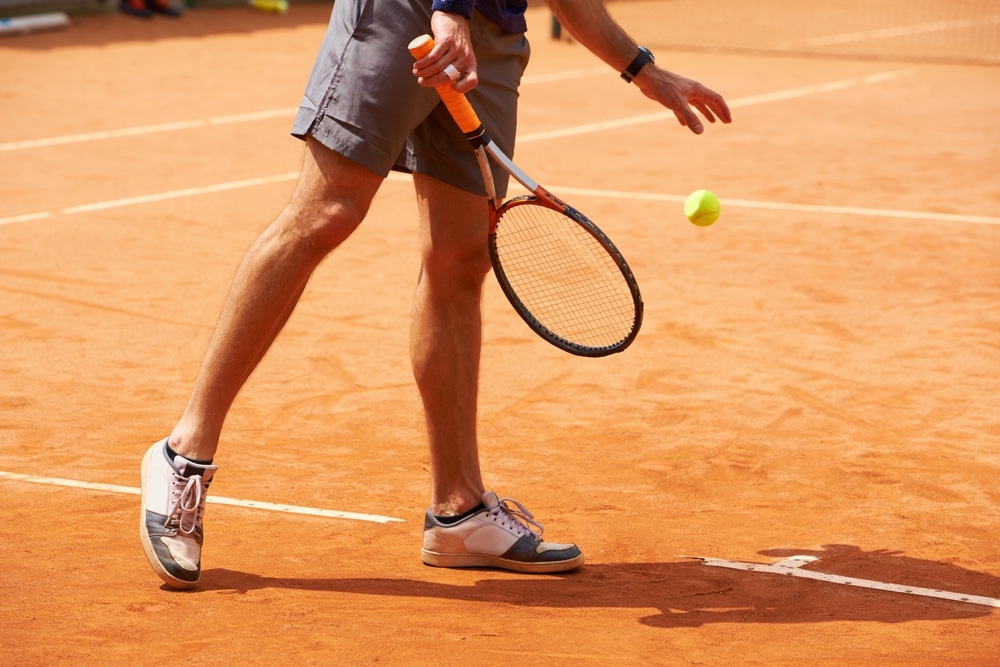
{"left": 472, "top": 145, "right": 501, "bottom": 209}
{"left": 467, "top": 129, "right": 540, "bottom": 198}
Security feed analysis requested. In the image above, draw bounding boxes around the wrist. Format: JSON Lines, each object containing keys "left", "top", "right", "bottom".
{"left": 620, "top": 46, "right": 654, "bottom": 83}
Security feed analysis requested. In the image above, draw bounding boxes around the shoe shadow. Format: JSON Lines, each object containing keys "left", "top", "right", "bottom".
{"left": 199, "top": 544, "right": 998, "bottom": 627}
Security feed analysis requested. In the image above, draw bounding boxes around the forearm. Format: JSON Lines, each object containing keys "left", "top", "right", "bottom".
{"left": 545, "top": 0, "right": 732, "bottom": 134}
{"left": 545, "top": 0, "right": 639, "bottom": 73}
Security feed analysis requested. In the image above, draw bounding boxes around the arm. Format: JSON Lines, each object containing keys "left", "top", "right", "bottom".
{"left": 546, "top": 0, "right": 732, "bottom": 134}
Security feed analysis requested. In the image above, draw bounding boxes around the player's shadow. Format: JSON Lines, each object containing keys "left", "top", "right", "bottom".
{"left": 200, "top": 544, "right": 998, "bottom": 627}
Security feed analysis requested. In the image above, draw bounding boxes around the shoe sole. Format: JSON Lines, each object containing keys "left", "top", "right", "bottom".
{"left": 139, "top": 445, "right": 198, "bottom": 590}
{"left": 421, "top": 549, "right": 584, "bottom": 574}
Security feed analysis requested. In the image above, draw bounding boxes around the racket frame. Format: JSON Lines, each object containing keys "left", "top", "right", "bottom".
{"left": 409, "top": 35, "right": 643, "bottom": 357}
{"left": 469, "top": 133, "right": 643, "bottom": 356}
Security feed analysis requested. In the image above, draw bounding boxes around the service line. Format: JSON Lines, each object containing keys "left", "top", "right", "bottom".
{"left": 0, "top": 68, "right": 605, "bottom": 153}
{"left": 1, "top": 70, "right": 904, "bottom": 153}
{"left": 0, "top": 108, "right": 299, "bottom": 152}
{"left": 0, "top": 470, "right": 405, "bottom": 524}
{"left": 0, "top": 72, "right": 916, "bottom": 228}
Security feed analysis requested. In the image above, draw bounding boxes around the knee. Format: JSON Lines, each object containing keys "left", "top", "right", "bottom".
{"left": 420, "top": 240, "right": 492, "bottom": 290}
{"left": 276, "top": 198, "right": 368, "bottom": 256}
{"left": 311, "top": 200, "right": 368, "bottom": 251}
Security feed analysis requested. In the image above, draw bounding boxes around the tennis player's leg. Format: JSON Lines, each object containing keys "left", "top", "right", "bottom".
{"left": 139, "top": 0, "right": 444, "bottom": 589}
{"left": 406, "top": 16, "right": 582, "bottom": 573}
{"left": 140, "top": 138, "right": 383, "bottom": 589}
{"left": 170, "top": 138, "right": 381, "bottom": 461}
{"left": 410, "top": 174, "right": 491, "bottom": 517}
{"left": 410, "top": 175, "right": 584, "bottom": 573}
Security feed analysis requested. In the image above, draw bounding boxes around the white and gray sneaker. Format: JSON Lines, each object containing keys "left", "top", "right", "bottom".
{"left": 139, "top": 439, "right": 217, "bottom": 589}
{"left": 421, "top": 490, "right": 584, "bottom": 573}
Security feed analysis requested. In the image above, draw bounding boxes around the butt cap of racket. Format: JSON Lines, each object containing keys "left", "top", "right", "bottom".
{"left": 408, "top": 34, "right": 434, "bottom": 59}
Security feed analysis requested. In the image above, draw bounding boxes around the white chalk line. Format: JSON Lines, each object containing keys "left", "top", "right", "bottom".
{"left": 0, "top": 108, "right": 300, "bottom": 152}
{"left": 690, "top": 555, "right": 1000, "bottom": 608}
{"left": 1, "top": 69, "right": 904, "bottom": 153}
{"left": 0, "top": 173, "right": 301, "bottom": 226}
{"left": 3, "top": 174, "right": 993, "bottom": 228}
{"left": 522, "top": 66, "right": 608, "bottom": 85}
{"left": 0, "top": 72, "right": 944, "bottom": 228}
{"left": 0, "top": 67, "right": 605, "bottom": 153}
{"left": 545, "top": 186, "right": 1000, "bottom": 226}
{"left": 2, "top": 171, "right": 994, "bottom": 229}
{"left": 519, "top": 70, "right": 908, "bottom": 143}
{"left": 0, "top": 470, "right": 405, "bottom": 524}
{"left": 779, "top": 14, "right": 1000, "bottom": 49}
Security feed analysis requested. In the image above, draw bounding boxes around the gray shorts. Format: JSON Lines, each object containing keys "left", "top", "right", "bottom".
{"left": 291, "top": 0, "right": 530, "bottom": 197}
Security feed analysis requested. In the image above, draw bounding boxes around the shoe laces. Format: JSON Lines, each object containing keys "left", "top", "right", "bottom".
{"left": 490, "top": 497, "right": 545, "bottom": 538}
{"left": 167, "top": 472, "right": 209, "bottom": 536}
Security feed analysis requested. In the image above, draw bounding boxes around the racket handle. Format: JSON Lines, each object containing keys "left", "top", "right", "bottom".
{"left": 407, "top": 34, "right": 482, "bottom": 135}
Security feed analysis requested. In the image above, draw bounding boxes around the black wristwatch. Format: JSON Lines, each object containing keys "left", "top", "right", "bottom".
{"left": 620, "top": 46, "right": 654, "bottom": 83}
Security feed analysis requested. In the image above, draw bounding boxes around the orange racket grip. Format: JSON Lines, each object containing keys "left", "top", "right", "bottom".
{"left": 407, "top": 34, "right": 482, "bottom": 135}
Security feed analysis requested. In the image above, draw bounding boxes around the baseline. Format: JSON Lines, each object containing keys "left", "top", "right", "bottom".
{"left": 0, "top": 67, "right": 605, "bottom": 153}
{"left": 0, "top": 70, "right": 906, "bottom": 153}
{"left": 548, "top": 186, "right": 1000, "bottom": 227}
{"left": 690, "top": 555, "right": 1000, "bottom": 609}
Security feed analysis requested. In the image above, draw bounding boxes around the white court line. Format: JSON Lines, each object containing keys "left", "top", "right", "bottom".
{"left": 0, "top": 172, "right": 1000, "bottom": 225}
{"left": 546, "top": 185, "right": 1000, "bottom": 226}
{"left": 0, "top": 173, "right": 301, "bottom": 226}
{"left": 61, "top": 172, "right": 302, "bottom": 215}
{"left": 780, "top": 15, "right": 1000, "bottom": 49}
{"left": 0, "top": 69, "right": 902, "bottom": 153}
{"left": 519, "top": 71, "right": 907, "bottom": 143}
{"left": 3, "top": 173, "right": 996, "bottom": 228}
{"left": 521, "top": 66, "right": 607, "bottom": 84}
{"left": 0, "top": 68, "right": 605, "bottom": 153}
{"left": 0, "top": 72, "right": 919, "bottom": 228}
{"left": 0, "top": 470, "right": 405, "bottom": 524}
{"left": 691, "top": 555, "right": 1000, "bottom": 608}
{"left": 0, "top": 108, "right": 300, "bottom": 152}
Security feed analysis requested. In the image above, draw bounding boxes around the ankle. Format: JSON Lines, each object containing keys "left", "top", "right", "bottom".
{"left": 167, "top": 431, "right": 218, "bottom": 464}
{"left": 430, "top": 489, "right": 486, "bottom": 517}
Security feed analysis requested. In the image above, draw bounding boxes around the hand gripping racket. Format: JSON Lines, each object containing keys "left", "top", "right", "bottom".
{"left": 408, "top": 35, "right": 643, "bottom": 357}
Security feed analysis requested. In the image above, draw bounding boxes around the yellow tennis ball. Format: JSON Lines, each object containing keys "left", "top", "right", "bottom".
{"left": 684, "top": 189, "right": 721, "bottom": 227}
{"left": 249, "top": 0, "right": 288, "bottom": 13}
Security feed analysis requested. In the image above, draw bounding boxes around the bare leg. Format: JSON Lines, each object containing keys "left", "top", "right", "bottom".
{"left": 409, "top": 174, "right": 493, "bottom": 517}
{"left": 169, "top": 138, "right": 383, "bottom": 461}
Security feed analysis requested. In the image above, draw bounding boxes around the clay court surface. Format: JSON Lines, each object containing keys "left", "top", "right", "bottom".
{"left": 1, "top": 2, "right": 998, "bottom": 664}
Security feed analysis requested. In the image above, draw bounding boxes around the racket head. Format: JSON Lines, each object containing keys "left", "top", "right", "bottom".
{"left": 488, "top": 196, "right": 643, "bottom": 357}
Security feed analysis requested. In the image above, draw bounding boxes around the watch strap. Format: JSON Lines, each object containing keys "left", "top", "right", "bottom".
{"left": 621, "top": 46, "right": 654, "bottom": 83}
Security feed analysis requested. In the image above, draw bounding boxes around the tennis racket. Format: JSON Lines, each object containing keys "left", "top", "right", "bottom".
{"left": 408, "top": 35, "right": 643, "bottom": 357}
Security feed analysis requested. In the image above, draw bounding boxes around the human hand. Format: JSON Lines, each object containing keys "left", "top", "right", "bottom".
{"left": 411, "top": 11, "right": 479, "bottom": 93}
{"left": 635, "top": 68, "right": 732, "bottom": 134}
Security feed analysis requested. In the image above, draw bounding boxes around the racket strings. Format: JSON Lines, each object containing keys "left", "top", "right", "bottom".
{"left": 493, "top": 204, "right": 637, "bottom": 349}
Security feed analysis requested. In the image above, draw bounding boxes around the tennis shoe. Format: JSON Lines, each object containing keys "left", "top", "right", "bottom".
{"left": 139, "top": 439, "right": 217, "bottom": 589}
{"left": 422, "top": 491, "right": 583, "bottom": 573}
